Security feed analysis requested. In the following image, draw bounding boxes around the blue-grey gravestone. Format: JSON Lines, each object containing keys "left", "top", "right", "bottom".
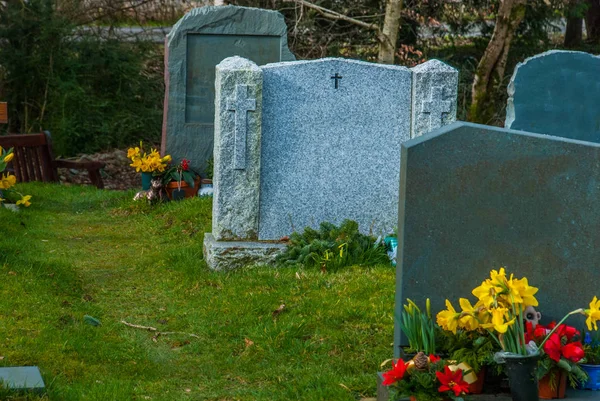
{"left": 394, "top": 121, "right": 600, "bottom": 358}
{"left": 0, "top": 367, "right": 45, "bottom": 393}
{"left": 161, "top": 5, "right": 294, "bottom": 172}
{"left": 506, "top": 50, "right": 600, "bottom": 143}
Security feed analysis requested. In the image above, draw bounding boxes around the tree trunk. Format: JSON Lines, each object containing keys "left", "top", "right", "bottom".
{"left": 564, "top": 0, "right": 583, "bottom": 47}
{"left": 378, "top": 0, "right": 403, "bottom": 64}
{"left": 586, "top": 0, "right": 600, "bottom": 42}
{"left": 469, "top": 0, "right": 526, "bottom": 124}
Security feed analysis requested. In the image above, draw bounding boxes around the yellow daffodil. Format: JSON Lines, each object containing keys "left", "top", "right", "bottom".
{"left": 583, "top": 296, "right": 600, "bottom": 331}
{"left": 472, "top": 279, "right": 496, "bottom": 308}
{"left": 482, "top": 307, "right": 515, "bottom": 334}
{"left": 3, "top": 152, "right": 14, "bottom": 163}
{"left": 458, "top": 298, "right": 480, "bottom": 331}
{"left": 0, "top": 173, "right": 16, "bottom": 189}
{"left": 506, "top": 276, "right": 538, "bottom": 307}
{"left": 437, "top": 299, "right": 461, "bottom": 334}
{"left": 16, "top": 195, "right": 32, "bottom": 207}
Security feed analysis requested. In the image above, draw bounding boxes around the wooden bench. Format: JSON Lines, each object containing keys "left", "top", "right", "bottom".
{"left": 0, "top": 132, "right": 105, "bottom": 189}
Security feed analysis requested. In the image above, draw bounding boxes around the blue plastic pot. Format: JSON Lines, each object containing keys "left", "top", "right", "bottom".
{"left": 579, "top": 364, "right": 600, "bottom": 390}
{"left": 141, "top": 172, "right": 153, "bottom": 190}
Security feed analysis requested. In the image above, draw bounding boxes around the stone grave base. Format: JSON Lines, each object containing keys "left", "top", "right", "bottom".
{"left": 0, "top": 366, "right": 45, "bottom": 394}
{"left": 376, "top": 372, "right": 598, "bottom": 401}
{"left": 203, "top": 233, "right": 286, "bottom": 271}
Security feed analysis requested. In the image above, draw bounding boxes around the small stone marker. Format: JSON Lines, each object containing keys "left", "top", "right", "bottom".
{"left": 161, "top": 5, "right": 295, "bottom": 173}
{"left": 506, "top": 50, "right": 600, "bottom": 143}
{"left": 0, "top": 102, "right": 7, "bottom": 124}
{"left": 395, "top": 121, "right": 600, "bottom": 358}
{"left": 0, "top": 366, "right": 45, "bottom": 393}
{"left": 204, "top": 56, "right": 458, "bottom": 271}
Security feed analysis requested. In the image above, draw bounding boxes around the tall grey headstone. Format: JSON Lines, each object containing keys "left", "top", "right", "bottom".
{"left": 506, "top": 50, "right": 600, "bottom": 143}
{"left": 161, "top": 5, "right": 294, "bottom": 172}
{"left": 204, "top": 57, "right": 458, "bottom": 271}
{"left": 394, "top": 121, "right": 600, "bottom": 358}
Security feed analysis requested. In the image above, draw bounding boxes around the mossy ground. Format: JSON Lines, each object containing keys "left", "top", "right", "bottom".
{"left": 0, "top": 183, "right": 394, "bottom": 400}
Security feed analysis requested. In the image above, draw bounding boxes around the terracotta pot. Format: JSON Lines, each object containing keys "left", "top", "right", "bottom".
{"left": 165, "top": 177, "right": 200, "bottom": 200}
{"left": 539, "top": 371, "right": 566, "bottom": 399}
{"left": 468, "top": 367, "right": 486, "bottom": 394}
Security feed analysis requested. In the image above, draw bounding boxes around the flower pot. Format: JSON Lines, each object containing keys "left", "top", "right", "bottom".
{"left": 579, "top": 364, "right": 600, "bottom": 390}
{"left": 539, "top": 371, "right": 567, "bottom": 399}
{"left": 468, "top": 367, "right": 486, "bottom": 394}
{"left": 165, "top": 177, "right": 200, "bottom": 200}
{"left": 141, "top": 172, "right": 153, "bottom": 190}
{"left": 504, "top": 353, "right": 540, "bottom": 401}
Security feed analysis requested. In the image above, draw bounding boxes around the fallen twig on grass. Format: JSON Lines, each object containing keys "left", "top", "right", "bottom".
{"left": 121, "top": 320, "right": 199, "bottom": 342}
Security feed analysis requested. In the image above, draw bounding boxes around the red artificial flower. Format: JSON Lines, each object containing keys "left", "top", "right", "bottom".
{"left": 382, "top": 360, "right": 407, "bottom": 386}
{"left": 429, "top": 354, "right": 441, "bottom": 363}
{"left": 534, "top": 325, "right": 548, "bottom": 338}
{"left": 544, "top": 333, "right": 562, "bottom": 362}
{"left": 562, "top": 341, "right": 585, "bottom": 363}
{"left": 181, "top": 159, "right": 189, "bottom": 171}
{"left": 557, "top": 324, "right": 579, "bottom": 341}
{"left": 436, "top": 366, "right": 470, "bottom": 396}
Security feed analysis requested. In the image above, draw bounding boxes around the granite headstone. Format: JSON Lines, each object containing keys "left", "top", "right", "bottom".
{"left": 394, "top": 121, "right": 600, "bottom": 358}
{"left": 204, "top": 57, "right": 458, "bottom": 270}
{"left": 506, "top": 50, "right": 600, "bottom": 143}
{"left": 161, "top": 5, "right": 295, "bottom": 172}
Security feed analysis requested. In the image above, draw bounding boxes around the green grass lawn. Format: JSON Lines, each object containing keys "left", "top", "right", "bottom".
{"left": 0, "top": 183, "right": 395, "bottom": 401}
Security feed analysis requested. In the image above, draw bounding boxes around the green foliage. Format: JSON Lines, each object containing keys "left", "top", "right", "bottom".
{"left": 446, "top": 331, "right": 497, "bottom": 373}
{"left": 390, "top": 359, "right": 465, "bottom": 401}
{"left": 399, "top": 299, "right": 437, "bottom": 354}
{"left": 276, "top": 219, "right": 389, "bottom": 271}
{"left": 583, "top": 330, "right": 600, "bottom": 364}
{"left": 537, "top": 358, "right": 589, "bottom": 389}
{"left": 0, "top": 0, "right": 163, "bottom": 156}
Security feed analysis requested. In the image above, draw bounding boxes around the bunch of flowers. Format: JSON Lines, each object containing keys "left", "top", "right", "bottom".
{"left": 161, "top": 158, "right": 198, "bottom": 188}
{"left": 436, "top": 268, "right": 600, "bottom": 358}
{"left": 0, "top": 146, "right": 31, "bottom": 207}
{"left": 382, "top": 353, "right": 471, "bottom": 401}
{"left": 127, "top": 142, "right": 171, "bottom": 174}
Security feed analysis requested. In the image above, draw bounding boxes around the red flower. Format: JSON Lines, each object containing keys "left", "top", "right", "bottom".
{"left": 429, "top": 354, "right": 441, "bottom": 363}
{"left": 382, "top": 360, "right": 407, "bottom": 386}
{"left": 436, "top": 366, "right": 470, "bottom": 396}
{"left": 544, "top": 333, "right": 562, "bottom": 362}
{"left": 181, "top": 159, "right": 189, "bottom": 171}
{"left": 562, "top": 341, "right": 585, "bottom": 363}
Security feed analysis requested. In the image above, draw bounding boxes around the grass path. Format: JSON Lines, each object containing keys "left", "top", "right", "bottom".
{"left": 1, "top": 183, "right": 394, "bottom": 400}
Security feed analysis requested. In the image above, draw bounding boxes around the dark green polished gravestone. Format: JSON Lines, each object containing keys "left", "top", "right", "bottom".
{"left": 161, "top": 5, "right": 295, "bottom": 174}
{"left": 394, "top": 121, "right": 600, "bottom": 358}
{"left": 506, "top": 50, "right": 600, "bottom": 143}
{"left": 0, "top": 366, "right": 45, "bottom": 393}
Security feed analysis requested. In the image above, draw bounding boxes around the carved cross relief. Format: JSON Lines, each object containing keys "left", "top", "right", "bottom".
{"left": 226, "top": 84, "right": 256, "bottom": 170}
{"left": 421, "top": 86, "right": 451, "bottom": 131}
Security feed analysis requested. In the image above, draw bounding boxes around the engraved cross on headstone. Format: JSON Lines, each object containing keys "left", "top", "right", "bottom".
{"left": 422, "top": 86, "right": 451, "bottom": 131}
{"left": 227, "top": 84, "right": 256, "bottom": 170}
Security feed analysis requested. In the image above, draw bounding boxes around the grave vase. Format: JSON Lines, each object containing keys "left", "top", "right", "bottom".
{"left": 504, "top": 353, "right": 540, "bottom": 401}
{"left": 538, "top": 370, "right": 566, "bottom": 399}
{"left": 578, "top": 364, "right": 600, "bottom": 390}
{"left": 141, "top": 172, "right": 153, "bottom": 190}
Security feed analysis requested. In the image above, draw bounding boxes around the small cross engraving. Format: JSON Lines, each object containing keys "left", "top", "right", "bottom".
{"left": 421, "top": 86, "right": 452, "bottom": 131}
{"left": 331, "top": 73, "right": 343, "bottom": 89}
{"left": 226, "top": 84, "right": 256, "bottom": 170}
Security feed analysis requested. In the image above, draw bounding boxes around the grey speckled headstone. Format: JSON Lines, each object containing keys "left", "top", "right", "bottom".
{"left": 506, "top": 50, "right": 600, "bottom": 143}
{"left": 205, "top": 57, "right": 458, "bottom": 270}
{"left": 161, "top": 5, "right": 294, "bottom": 173}
{"left": 0, "top": 366, "right": 45, "bottom": 393}
{"left": 394, "top": 121, "right": 600, "bottom": 358}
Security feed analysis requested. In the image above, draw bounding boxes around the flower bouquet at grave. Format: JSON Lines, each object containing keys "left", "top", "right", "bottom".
{"left": 127, "top": 142, "right": 171, "bottom": 176}
{"left": 524, "top": 321, "right": 587, "bottom": 394}
{"left": 436, "top": 267, "right": 600, "bottom": 400}
{"left": 382, "top": 354, "right": 471, "bottom": 401}
{"left": 160, "top": 158, "right": 200, "bottom": 200}
{"left": 0, "top": 146, "right": 31, "bottom": 207}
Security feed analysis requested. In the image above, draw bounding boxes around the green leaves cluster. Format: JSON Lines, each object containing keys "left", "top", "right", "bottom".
{"left": 399, "top": 299, "right": 437, "bottom": 355}
{"left": 0, "top": 0, "right": 163, "bottom": 156}
{"left": 276, "top": 219, "right": 389, "bottom": 271}
{"left": 447, "top": 331, "right": 496, "bottom": 373}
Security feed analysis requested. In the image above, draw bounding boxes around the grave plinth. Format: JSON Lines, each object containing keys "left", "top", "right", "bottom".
{"left": 0, "top": 366, "right": 45, "bottom": 394}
